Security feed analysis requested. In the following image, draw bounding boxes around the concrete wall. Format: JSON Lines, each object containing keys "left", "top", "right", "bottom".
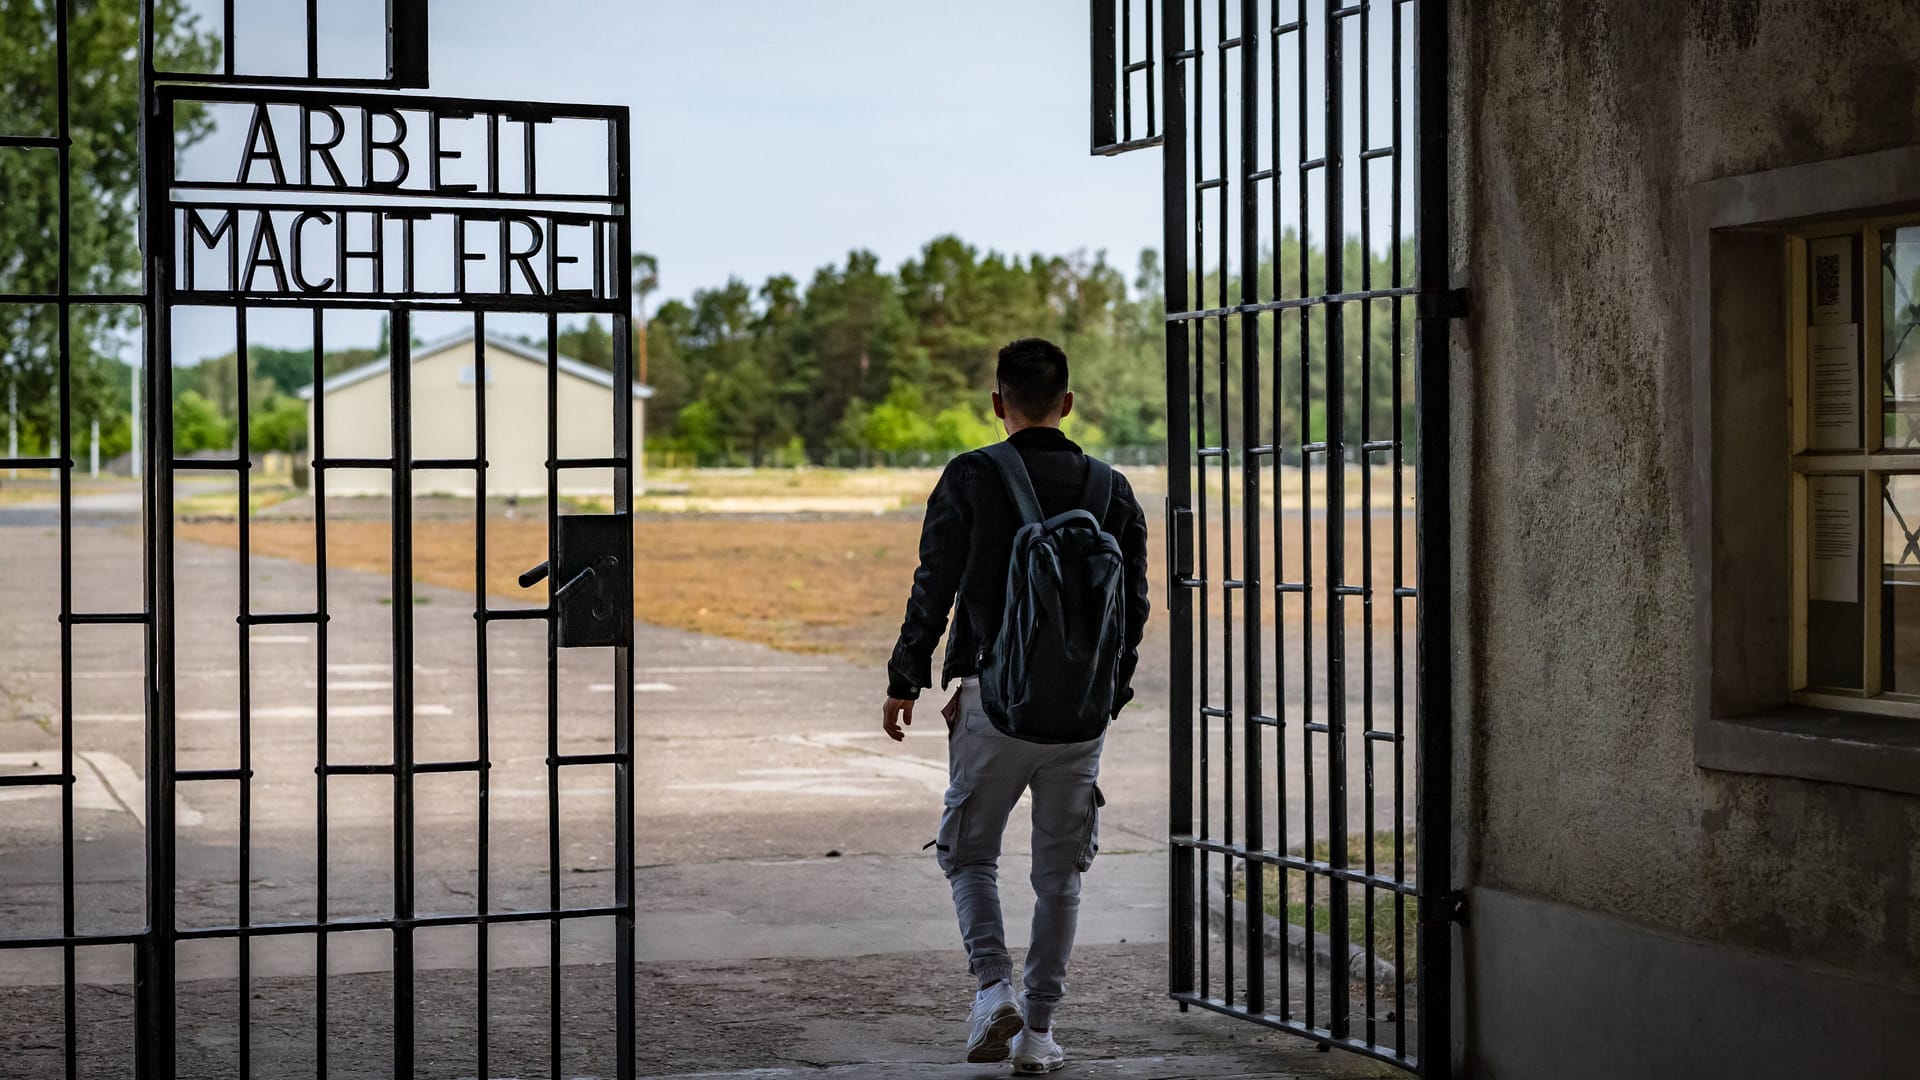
{"left": 309, "top": 340, "right": 643, "bottom": 498}
{"left": 1455, "top": 1, "right": 1920, "bottom": 1075}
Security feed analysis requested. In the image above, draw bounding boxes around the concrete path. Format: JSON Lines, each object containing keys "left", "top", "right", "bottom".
{"left": 0, "top": 513, "right": 1414, "bottom": 1077}
{"left": 0, "top": 476, "right": 226, "bottom": 526}
{"left": 650, "top": 1065, "right": 1336, "bottom": 1080}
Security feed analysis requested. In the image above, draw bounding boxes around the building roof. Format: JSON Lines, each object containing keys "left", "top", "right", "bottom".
{"left": 296, "top": 328, "right": 654, "bottom": 401}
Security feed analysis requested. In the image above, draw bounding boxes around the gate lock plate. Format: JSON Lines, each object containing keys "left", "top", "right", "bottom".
{"left": 518, "top": 514, "right": 632, "bottom": 648}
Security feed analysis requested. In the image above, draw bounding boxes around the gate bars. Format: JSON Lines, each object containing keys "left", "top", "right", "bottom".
{"left": 1091, "top": 0, "right": 1454, "bottom": 1074}
{"left": 0, "top": 3, "right": 640, "bottom": 1077}
{"left": 140, "top": 84, "right": 640, "bottom": 1080}
{"left": 0, "top": 3, "right": 99, "bottom": 1077}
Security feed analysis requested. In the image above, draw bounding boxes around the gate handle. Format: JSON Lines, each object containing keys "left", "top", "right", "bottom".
{"left": 557, "top": 556, "right": 621, "bottom": 617}
{"left": 521, "top": 514, "right": 631, "bottom": 649}
{"left": 521, "top": 556, "right": 620, "bottom": 619}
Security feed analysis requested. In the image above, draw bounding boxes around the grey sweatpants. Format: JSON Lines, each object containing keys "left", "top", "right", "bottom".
{"left": 935, "top": 680, "right": 1103, "bottom": 1031}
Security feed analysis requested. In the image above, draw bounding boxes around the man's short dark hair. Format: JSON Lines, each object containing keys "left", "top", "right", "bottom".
{"left": 996, "top": 338, "right": 1070, "bottom": 421}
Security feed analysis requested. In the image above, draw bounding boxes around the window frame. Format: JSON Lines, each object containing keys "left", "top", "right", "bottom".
{"left": 1788, "top": 214, "right": 1920, "bottom": 718}
{"left": 1689, "top": 144, "right": 1920, "bottom": 797}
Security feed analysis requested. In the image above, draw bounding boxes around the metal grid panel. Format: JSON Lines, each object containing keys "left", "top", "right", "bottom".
{"left": 1091, "top": 0, "right": 1164, "bottom": 155}
{"left": 0, "top": 6, "right": 91, "bottom": 1077}
{"left": 148, "top": 0, "right": 430, "bottom": 88}
{"left": 0, "top": 5, "right": 637, "bottom": 1077}
{"left": 1092, "top": 0, "right": 1453, "bottom": 1073}
{"left": 145, "top": 91, "right": 638, "bottom": 1075}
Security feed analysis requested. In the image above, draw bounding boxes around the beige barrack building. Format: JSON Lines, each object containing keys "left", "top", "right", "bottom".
{"left": 298, "top": 329, "right": 650, "bottom": 498}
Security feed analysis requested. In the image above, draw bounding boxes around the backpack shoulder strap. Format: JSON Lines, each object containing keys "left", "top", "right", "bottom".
{"left": 1079, "top": 456, "right": 1113, "bottom": 523}
{"left": 982, "top": 440, "right": 1044, "bottom": 526}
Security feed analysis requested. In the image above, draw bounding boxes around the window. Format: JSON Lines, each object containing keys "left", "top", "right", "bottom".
{"left": 1790, "top": 217, "right": 1920, "bottom": 715}
{"left": 1691, "top": 146, "right": 1920, "bottom": 796}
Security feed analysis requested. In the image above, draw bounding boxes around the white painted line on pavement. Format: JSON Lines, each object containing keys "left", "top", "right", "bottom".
{"left": 0, "top": 751, "right": 202, "bottom": 827}
{"left": 637, "top": 665, "right": 833, "bottom": 674}
{"left": 13, "top": 666, "right": 456, "bottom": 685}
{"left": 327, "top": 662, "right": 450, "bottom": 676}
{"left": 787, "top": 733, "right": 948, "bottom": 785}
{"left": 587, "top": 682, "right": 677, "bottom": 693}
{"left": 669, "top": 778, "right": 905, "bottom": 798}
{"left": 251, "top": 634, "right": 311, "bottom": 645}
{"left": 73, "top": 704, "right": 455, "bottom": 723}
{"left": 659, "top": 734, "right": 950, "bottom": 800}
{"left": 223, "top": 704, "right": 455, "bottom": 719}
{"left": 17, "top": 669, "right": 242, "bottom": 680}
{"left": 82, "top": 751, "right": 205, "bottom": 828}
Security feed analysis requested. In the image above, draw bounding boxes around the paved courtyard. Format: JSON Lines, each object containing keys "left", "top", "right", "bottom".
{"left": 0, "top": 488, "right": 1412, "bottom": 1078}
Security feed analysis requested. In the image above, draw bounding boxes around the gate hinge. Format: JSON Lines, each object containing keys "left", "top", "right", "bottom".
{"left": 1421, "top": 890, "right": 1468, "bottom": 926}
{"left": 1416, "top": 286, "right": 1471, "bottom": 321}
{"left": 1165, "top": 503, "right": 1196, "bottom": 606}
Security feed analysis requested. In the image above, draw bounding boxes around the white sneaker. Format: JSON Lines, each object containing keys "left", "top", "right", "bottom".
{"left": 1011, "top": 1027, "right": 1067, "bottom": 1073}
{"left": 965, "top": 980, "right": 1023, "bottom": 1063}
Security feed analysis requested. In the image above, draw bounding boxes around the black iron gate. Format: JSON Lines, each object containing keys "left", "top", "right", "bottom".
{"left": 0, "top": 4, "right": 637, "bottom": 1076}
{"left": 1091, "top": 0, "right": 1454, "bottom": 1073}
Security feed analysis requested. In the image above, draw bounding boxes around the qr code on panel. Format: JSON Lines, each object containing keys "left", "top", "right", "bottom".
{"left": 1816, "top": 252, "right": 1841, "bottom": 309}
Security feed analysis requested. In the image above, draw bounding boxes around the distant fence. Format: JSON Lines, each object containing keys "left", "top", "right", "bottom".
{"left": 639, "top": 443, "right": 1406, "bottom": 471}
{"left": 644, "top": 444, "right": 1175, "bottom": 470}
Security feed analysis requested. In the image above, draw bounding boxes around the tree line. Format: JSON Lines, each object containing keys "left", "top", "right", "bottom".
{"left": 640, "top": 232, "right": 1417, "bottom": 466}
{"left": 640, "top": 239, "right": 1165, "bottom": 464}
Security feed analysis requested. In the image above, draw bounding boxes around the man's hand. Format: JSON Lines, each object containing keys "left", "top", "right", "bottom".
{"left": 883, "top": 696, "right": 915, "bottom": 742}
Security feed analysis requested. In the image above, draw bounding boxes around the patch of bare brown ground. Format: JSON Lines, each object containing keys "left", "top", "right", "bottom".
{"left": 180, "top": 509, "right": 1408, "bottom": 665}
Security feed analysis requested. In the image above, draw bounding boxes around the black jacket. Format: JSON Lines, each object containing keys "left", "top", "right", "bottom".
{"left": 886, "top": 426, "right": 1151, "bottom": 708}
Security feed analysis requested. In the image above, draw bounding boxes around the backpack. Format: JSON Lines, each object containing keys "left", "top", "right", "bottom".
{"left": 977, "top": 440, "right": 1127, "bottom": 743}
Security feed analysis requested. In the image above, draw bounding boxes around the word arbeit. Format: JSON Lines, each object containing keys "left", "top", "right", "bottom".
{"left": 172, "top": 102, "right": 619, "bottom": 302}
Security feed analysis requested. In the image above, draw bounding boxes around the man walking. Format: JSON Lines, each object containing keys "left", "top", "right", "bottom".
{"left": 882, "top": 338, "right": 1150, "bottom": 1072}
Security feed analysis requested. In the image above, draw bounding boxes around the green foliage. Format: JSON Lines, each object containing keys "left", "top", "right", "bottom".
{"left": 672, "top": 399, "right": 723, "bottom": 458}
{"left": 94, "top": 411, "right": 132, "bottom": 461}
{"left": 931, "top": 403, "right": 1000, "bottom": 452}
{"left": 1059, "top": 412, "right": 1106, "bottom": 449}
{"left": 648, "top": 238, "right": 1170, "bottom": 460}
{"left": 249, "top": 393, "right": 307, "bottom": 454}
{"left": 172, "top": 390, "right": 231, "bottom": 454}
{"left": 556, "top": 315, "right": 614, "bottom": 370}
{"left": 0, "top": 0, "right": 219, "bottom": 451}
{"left": 240, "top": 342, "right": 381, "bottom": 395}
{"left": 162, "top": 340, "right": 374, "bottom": 457}
{"left": 640, "top": 231, "right": 1415, "bottom": 463}
{"left": 851, "top": 381, "right": 937, "bottom": 452}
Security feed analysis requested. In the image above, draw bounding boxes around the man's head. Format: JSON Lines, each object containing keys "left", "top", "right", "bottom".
{"left": 993, "top": 337, "right": 1074, "bottom": 432}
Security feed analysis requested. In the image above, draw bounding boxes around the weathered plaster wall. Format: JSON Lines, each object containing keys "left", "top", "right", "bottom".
{"left": 1458, "top": 0, "right": 1920, "bottom": 1027}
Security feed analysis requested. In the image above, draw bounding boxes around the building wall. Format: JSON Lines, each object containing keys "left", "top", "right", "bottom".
{"left": 1455, "top": 1, "right": 1920, "bottom": 1075}
{"left": 309, "top": 341, "right": 643, "bottom": 498}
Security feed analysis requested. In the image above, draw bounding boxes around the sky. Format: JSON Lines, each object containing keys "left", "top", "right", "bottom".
{"left": 571, "top": 1, "right": 1163, "bottom": 311}
{"left": 167, "top": 0, "right": 1166, "bottom": 360}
